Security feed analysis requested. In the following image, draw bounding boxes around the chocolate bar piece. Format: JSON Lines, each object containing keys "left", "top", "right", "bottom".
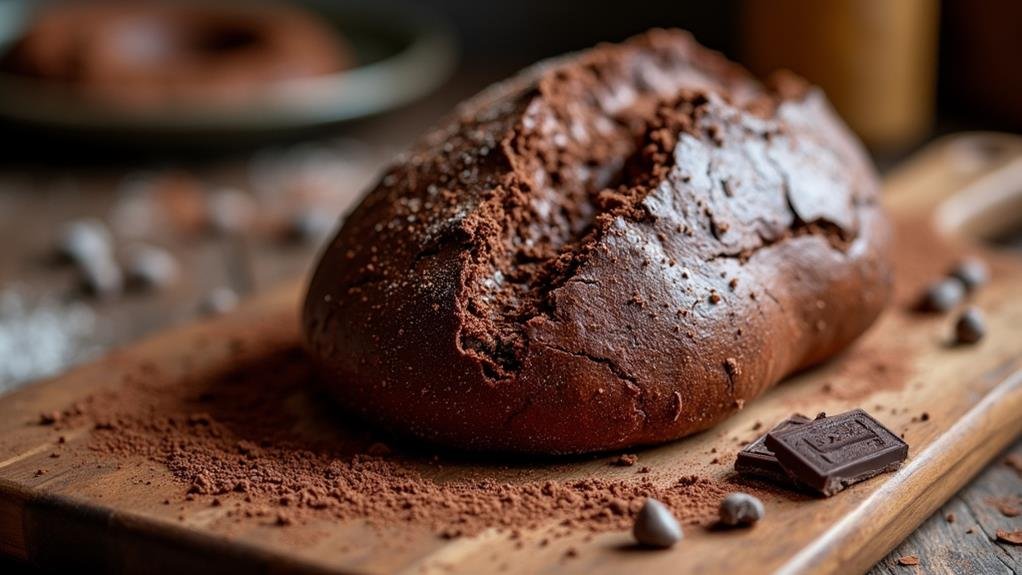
{"left": 735, "top": 414, "right": 811, "bottom": 482}
{"left": 764, "top": 409, "right": 908, "bottom": 496}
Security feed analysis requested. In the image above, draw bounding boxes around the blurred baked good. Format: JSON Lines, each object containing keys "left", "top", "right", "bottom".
{"left": 2, "top": 1, "right": 349, "bottom": 108}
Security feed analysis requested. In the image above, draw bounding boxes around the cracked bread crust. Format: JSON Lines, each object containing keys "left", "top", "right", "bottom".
{"left": 303, "top": 29, "right": 892, "bottom": 454}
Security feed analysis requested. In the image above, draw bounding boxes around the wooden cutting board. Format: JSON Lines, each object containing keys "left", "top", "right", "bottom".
{"left": 2, "top": 133, "right": 1022, "bottom": 575}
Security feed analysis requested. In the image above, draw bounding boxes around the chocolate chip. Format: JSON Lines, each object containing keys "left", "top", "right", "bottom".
{"left": 206, "top": 188, "right": 255, "bottom": 235}
{"left": 286, "top": 210, "right": 335, "bottom": 244}
{"left": 632, "top": 498, "right": 682, "bottom": 548}
{"left": 80, "top": 256, "right": 124, "bottom": 300}
{"left": 57, "top": 219, "right": 123, "bottom": 299}
{"left": 718, "top": 492, "right": 764, "bottom": 527}
{"left": 918, "top": 278, "right": 964, "bottom": 312}
{"left": 125, "top": 244, "right": 179, "bottom": 290}
{"left": 949, "top": 258, "right": 989, "bottom": 292}
{"left": 57, "top": 219, "right": 113, "bottom": 265}
{"left": 954, "top": 307, "right": 985, "bottom": 344}
{"left": 199, "top": 287, "right": 239, "bottom": 316}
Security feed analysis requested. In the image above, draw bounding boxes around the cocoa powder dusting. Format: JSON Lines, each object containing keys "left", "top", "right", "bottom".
{"left": 54, "top": 348, "right": 729, "bottom": 538}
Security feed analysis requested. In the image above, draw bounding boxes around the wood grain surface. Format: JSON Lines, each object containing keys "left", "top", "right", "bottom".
{"left": 872, "top": 440, "right": 1022, "bottom": 574}
{"left": 1, "top": 133, "right": 1021, "bottom": 574}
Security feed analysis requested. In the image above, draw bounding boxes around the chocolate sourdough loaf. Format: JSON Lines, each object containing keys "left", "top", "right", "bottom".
{"left": 303, "top": 29, "right": 891, "bottom": 454}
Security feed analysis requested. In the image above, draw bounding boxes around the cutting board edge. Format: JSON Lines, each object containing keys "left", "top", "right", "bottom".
{"left": 2, "top": 359, "right": 1020, "bottom": 575}
{"left": 778, "top": 358, "right": 1022, "bottom": 575}
{"left": 2, "top": 475, "right": 344, "bottom": 575}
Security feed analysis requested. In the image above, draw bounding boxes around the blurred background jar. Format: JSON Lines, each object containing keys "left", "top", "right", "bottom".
{"left": 741, "top": 0, "right": 940, "bottom": 154}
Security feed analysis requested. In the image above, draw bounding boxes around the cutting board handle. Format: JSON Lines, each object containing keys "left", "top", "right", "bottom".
{"left": 883, "top": 132, "right": 1022, "bottom": 245}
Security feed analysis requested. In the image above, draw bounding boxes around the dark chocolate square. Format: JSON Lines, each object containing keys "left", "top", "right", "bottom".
{"left": 735, "top": 414, "right": 811, "bottom": 482}
{"left": 764, "top": 408, "right": 908, "bottom": 496}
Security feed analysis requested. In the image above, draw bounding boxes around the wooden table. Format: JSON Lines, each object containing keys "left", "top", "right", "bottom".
{"left": 1, "top": 88, "right": 1020, "bottom": 573}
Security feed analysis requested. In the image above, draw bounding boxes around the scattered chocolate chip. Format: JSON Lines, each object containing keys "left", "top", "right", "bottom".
{"left": 945, "top": 512, "right": 956, "bottom": 523}
{"left": 286, "top": 210, "right": 335, "bottom": 244}
{"left": 611, "top": 453, "right": 638, "bottom": 467}
{"left": 949, "top": 258, "right": 989, "bottom": 292}
{"left": 632, "top": 498, "right": 682, "bottom": 548}
{"left": 920, "top": 412, "right": 929, "bottom": 422}
{"left": 199, "top": 287, "right": 239, "bottom": 316}
{"left": 125, "top": 244, "right": 179, "bottom": 290}
{"left": 896, "top": 555, "right": 919, "bottom": 566}
{"left": 80, "top": 256, "right": 124, "bottom": 300}
{"left": 996, "top": 529, "right": 1022, "bottom": 545}
{"left": 918, "top": 278, "right": 965, "bottom": 313}
{"left": 57, "top": 219, "right": 114, "bottom": 265}
{"left": 954, "top": 307, "right": 986, "bottom": 344}
{"left": 718, "top": 493, "right": 764, "bottom": 527}
{"left": 206, "top": 188, "right": 256, "bottom": 235}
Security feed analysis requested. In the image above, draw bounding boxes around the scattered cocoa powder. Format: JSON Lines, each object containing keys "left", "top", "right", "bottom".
{"left": 891, "top": 216, "right": 966, "bottom": 307}
{"left": 896, "top": 555, "right": 919, "bottom": 566}
{"left": 54, "top": 348, "right": 731, "bottom": 538}
{"left": 819, "top": 343, "right": 912, "bottom": 401}
{"left": 610, "top": 454, "right": 638, "bottom": 467}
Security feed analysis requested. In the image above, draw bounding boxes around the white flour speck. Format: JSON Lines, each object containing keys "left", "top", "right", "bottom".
{"left": 0, "top": 287, "right": 102, "bottom": 393}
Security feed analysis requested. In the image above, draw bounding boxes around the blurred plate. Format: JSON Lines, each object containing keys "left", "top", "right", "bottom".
{"left": 0, "top": 0, "right": 456, "bottom": 143}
